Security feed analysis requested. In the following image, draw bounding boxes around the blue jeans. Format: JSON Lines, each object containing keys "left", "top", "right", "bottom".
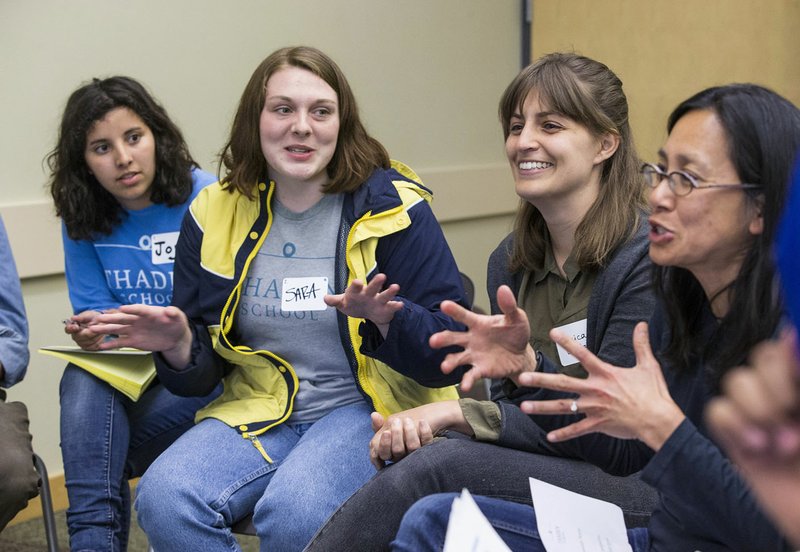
{"left": 392, "top": 493, "right": 651, "bottom": 551}
{"left": 59, "top": 364, "right": 221, "bottom": 552}
{"left": 135, "top": 401, "right": 376, "bottom": 552}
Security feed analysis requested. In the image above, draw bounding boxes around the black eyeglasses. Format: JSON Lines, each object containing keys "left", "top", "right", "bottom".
{"left": 640, "top": 163, "right": 760, "bottom": 197}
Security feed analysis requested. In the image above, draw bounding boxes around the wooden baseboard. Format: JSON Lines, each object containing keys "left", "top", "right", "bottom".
{"left": 8, "top": 472, "right": 68, "bottom": 526}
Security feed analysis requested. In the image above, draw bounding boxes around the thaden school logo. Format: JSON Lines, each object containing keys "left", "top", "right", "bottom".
{"left": 101, "top": 232, "right": 179, "bottom": 306}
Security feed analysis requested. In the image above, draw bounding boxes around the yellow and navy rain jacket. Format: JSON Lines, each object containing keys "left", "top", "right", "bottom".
{"left": 153, "top": 161, "right": 467, "bottom": 458}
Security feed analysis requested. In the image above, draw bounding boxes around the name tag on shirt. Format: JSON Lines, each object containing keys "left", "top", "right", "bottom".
{"left": 282, "top": 277, "right": 328, "bottom": 311}
{"left": 150, "top": 232, "right": 179, "bottom": 265}
{"left": 554, "top": 318, "right": 587, "bottom": 367}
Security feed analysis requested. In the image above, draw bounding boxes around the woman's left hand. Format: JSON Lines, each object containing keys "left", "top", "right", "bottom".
{"left": 517, "top": 321, "right": 685, "bottom": 451}
{"left": 324, "top": 273, "right": 402, "bottom": 337}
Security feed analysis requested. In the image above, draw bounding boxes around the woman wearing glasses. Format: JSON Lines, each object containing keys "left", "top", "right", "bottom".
{"left": 306, "top": 52, "right": 659, "bottom": 551}
{"left": 392, "top": 83, "right": 800, "bottom": 550}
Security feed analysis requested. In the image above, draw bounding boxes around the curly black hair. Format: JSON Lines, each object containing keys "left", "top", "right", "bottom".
{"left": 47, "top": 76, "right": 197, "bottom": 240}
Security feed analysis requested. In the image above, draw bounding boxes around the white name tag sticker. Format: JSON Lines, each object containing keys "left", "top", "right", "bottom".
{"left": 554, "top": 318, "right": 587, "bottom": 367}
{"left": 281, "top": 277, "right": 328, "bottom": 311}
{"left": 150, "top": 232, "right": 179, "bottom": 265}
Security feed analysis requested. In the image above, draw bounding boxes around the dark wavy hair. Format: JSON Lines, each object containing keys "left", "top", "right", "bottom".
{"left": 499, "top": 52, "right": 646, "bottom": 272}
{"left": 47, "top": 76, "right": 197, "bottom": 240}
{"left": 654, "top": 84, "right": 800, "bottom": 384}
{"left": 219, "top": 46, "right": 389, "bottom": 198}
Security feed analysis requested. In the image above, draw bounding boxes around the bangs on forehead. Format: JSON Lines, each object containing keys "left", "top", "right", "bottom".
{"left": 534, "top": 68, "right": 595, "bottom": 126}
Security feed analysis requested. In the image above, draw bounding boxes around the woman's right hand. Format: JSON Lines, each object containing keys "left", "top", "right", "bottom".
{"left": 90, "top": 304, "right": 193, "bottom": 369}
{"left": 369, "top": 400, "right": 471, "bottom": 469}
{"left": 430, "top": 285, "right": 537, "bottom": 391}
{"left": 64, "top": 310, "right": 110, "bottom": 351}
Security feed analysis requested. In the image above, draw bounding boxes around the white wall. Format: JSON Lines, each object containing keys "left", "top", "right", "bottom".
{"left": 0, "top": 0, "right": 520, "bottom": 474}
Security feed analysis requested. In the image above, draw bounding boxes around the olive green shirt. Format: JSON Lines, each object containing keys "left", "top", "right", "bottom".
{"left": 520, "top": 239, "right": 597, "bottom": 378}
{"left": 460, "top": 238, "right": 596, "bottom": 440}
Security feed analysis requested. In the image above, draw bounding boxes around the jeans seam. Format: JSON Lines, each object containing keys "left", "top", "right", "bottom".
{"left": 209, "top": 461, "right": 279, "bottom": 511}
{"left": 105, "top": 386, "right": 116, "bottom": 551}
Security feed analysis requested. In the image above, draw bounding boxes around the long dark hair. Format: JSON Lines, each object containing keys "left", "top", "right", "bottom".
{"left": 499, "top": 52, "right": 646, "bottom": 272}
{"left": 47, "top": 76, "right": 197, "bottom": 240}
{"left": 219, "top": 46, "right": 389, "bottom": 198}
{"left": 655, "top": 84, "right": 800, "bottom": 383}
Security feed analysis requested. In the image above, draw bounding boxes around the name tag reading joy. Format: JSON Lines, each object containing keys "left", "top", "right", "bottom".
{"left": 281, "top": 277, "right": 328, "bottom": 311}
{"left": 150, "top": 231, "right": 179, "bottom": 265}
{"left": 554, "top": 318, "right": 587, "bottom": 367}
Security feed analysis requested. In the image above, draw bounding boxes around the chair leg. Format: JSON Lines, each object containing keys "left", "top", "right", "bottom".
{"left": 33, "top": 454, "right": 60, "bottom": 552}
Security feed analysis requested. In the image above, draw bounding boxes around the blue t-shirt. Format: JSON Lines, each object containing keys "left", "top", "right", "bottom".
{"left": 63, "top": 167, "right": 216, "bottom": 313}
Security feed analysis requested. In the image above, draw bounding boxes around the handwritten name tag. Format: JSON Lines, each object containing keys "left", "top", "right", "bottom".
{"left": 281, "top": 277, "right": 328, "bottom": 311}
{"left": 554, "top": 318, "right": 587, "bottom": 367}
{"left": 150, "top": 232, "right": 179, "bottom": 265}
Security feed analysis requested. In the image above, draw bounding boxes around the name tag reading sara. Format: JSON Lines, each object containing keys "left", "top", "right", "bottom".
{"left": 554, "top": 318, "right": 587, "bottom": 367}
{"left": 281, "top": 277, "right": 328, "bottom": 312}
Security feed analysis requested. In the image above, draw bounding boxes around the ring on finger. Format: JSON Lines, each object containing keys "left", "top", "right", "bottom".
{"left": 569, "top": 399, "right": 579, "bottom": 414}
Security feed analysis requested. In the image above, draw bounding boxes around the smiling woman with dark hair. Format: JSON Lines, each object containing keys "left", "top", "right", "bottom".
{"left": 305, "top": 51, "right": 658, "bottom": 552}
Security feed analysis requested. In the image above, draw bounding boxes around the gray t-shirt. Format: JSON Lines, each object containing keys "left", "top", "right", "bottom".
{"left": 237, "top": 193, "right": 363, "bottom": 424}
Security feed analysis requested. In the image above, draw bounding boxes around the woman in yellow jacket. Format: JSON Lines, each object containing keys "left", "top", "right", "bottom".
{"left": 91, "top": 46, "right": 468, "bottom": 551}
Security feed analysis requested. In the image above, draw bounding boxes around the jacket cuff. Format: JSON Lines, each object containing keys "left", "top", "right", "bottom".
{"left": 459, "top": 398, "right": 501, "bottom": 442}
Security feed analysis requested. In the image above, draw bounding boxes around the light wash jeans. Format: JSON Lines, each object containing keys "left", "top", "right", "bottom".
{"left": 391, "top": 493, "right": 651, "bottom": 552}
{"left": 59, "top": 364, "right": 221, "bottom": 552}
{"left": 135, "top": 401, "right": 376, "bottom": 552}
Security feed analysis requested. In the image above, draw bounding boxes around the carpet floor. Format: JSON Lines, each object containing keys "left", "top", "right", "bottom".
{"left": 0, "top": 509, "right": 260, "bottom": 551}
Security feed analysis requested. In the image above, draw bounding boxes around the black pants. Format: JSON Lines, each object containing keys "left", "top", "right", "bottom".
{"left": 304, "top": 436, "right": 657, "bottom": 552}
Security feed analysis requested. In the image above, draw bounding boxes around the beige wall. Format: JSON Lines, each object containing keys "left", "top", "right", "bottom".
{"left": 10, "top": 0, "right": 798, "bottom": 483}
{"left": 1, "top": 0, "right": 520, "bottom": 475}
{"left": 531, "top": 0, "right": 800, "bottom": 162}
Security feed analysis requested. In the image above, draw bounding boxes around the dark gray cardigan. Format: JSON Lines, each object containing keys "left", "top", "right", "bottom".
{"left": 487, "top": 218, "right": 659, "bottom": 475}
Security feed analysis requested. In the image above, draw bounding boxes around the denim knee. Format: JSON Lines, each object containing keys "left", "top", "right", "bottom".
{"left": 392, "top": 494, "right": 456, "bottom": 552}
{"left": 134, "top": 457, "right": 186, "bottom": 528}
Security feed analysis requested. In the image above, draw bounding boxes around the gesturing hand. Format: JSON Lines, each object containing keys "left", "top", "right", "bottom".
{"left": 89, "top": 304, "right": 193, "bottom": 369}
{"left": 707, "top": 329, "right": 800, "bottom": 460}
{"left": 517, "top": 322, "right": 684, "bottom": 451}
{"left": 429, "top": 285, "right": 536, "bottom": 392}
{"left": 705, "top": 329, "right": 800, "bottom": 546}
{"left": 324, "top": 273, "right": 402, "bottom": 337}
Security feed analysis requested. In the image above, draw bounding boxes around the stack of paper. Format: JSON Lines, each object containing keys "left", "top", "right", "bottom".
{"left": 39, "top": 346, "right": 156, "bottom": 401}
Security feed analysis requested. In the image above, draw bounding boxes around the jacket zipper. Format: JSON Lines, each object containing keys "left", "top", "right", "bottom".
{"left": 243, "top": 432, "right": 273, "bottom": 463}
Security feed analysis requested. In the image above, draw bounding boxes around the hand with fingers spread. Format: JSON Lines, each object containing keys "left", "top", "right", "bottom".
{"left": 706, "top": 329, "right": 800, "bottom": 545}
{"left": 517, "top": 321, "right": 684, "bottom": 451}
{"left": 368, "top": 401, "right": 471, "bottom": 469}
{"left": 64, "top": 309, "right": 111, "bottom": 350}
{"left": 429, "top": 285, "right": 537, "bottom": 392}
{"left": 324, "top": 273, "right": 402, "bottom": 338}
{"left": 90, "top": 304, "right": 193, "bottom": 369}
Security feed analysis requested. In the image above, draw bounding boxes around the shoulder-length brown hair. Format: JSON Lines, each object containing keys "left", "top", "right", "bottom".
{"left": 500, "top": 52, "right": 646, "bottom": 272}
{"left": 219, "top": 46, "right": 389, "bottom": 197}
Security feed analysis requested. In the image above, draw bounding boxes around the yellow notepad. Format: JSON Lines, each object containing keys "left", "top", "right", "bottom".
{"left": 39, "top": 346, "right": 156, "bottom": 401}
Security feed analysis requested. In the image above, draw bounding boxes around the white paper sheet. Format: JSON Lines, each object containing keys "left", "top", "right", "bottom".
{"left": 443, "top": 489, "right": 512, "bottom": 552}
{"left": 530, "top": 477, "right": 632, "bottom": 552}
